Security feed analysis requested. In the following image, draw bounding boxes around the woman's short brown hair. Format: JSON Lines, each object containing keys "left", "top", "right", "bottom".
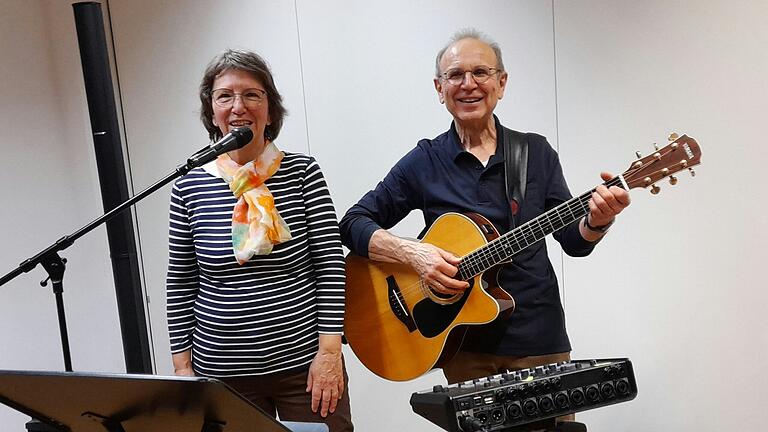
{"left": 199, "top": 49, "right": 287, "bottom": 142}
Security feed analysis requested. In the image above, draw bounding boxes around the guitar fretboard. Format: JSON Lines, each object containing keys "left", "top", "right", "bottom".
{"left": 456, "top": 176, "right": 625, "bottom": 281}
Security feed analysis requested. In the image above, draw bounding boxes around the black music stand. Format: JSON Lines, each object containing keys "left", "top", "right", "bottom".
{"left": 0, "top": 370, "right": 291, "bottom": 432}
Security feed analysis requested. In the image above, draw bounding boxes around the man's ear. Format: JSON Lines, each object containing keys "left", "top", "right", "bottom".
{"left": 497, "top": 71, "right": 509, "bottom": 100}
{"left": 434, "top": 78, "right": 445, "bottom": 104}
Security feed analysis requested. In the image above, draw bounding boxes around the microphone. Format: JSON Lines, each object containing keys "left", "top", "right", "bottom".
{"left": 187, "top": 127, "right": 254, "bottom": 167}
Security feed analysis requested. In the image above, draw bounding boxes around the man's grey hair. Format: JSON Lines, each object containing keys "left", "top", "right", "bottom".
{"left": 434, "top": 28, "right": 505, "bottom": 77}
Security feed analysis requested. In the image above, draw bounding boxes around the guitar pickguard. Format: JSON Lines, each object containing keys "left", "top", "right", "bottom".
{"left": 412, "top": 279, "right": 475, "bottom": 338}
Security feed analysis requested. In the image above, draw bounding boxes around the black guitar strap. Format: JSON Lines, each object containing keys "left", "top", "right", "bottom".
{"left": 501, "top": 126, "right": 528, "bottom": 229}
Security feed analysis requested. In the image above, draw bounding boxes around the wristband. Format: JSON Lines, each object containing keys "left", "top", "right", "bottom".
{"left": 584, "top": 215, "right": 614, "bottom": 233}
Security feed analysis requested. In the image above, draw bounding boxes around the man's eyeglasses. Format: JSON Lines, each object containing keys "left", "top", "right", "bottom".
{"left": 440, "top": 66, "right": 500, "bottom": 85}
{"left": 211, "top": 88, "right": 267, "bottom": 108}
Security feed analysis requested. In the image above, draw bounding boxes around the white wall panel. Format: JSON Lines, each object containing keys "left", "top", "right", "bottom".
{"left": 297, "top": 0, "right": 558, "bottom": 219}
{"left": 554, "top": 1, "right": 768, "bottom": 430}
{"left": 0, "top": 0, "right": 125, "bottom": 429}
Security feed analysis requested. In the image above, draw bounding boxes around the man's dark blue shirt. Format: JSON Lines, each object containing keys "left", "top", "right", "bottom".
{"left": 339, "top": 118, "right": 597, "bottom": 356}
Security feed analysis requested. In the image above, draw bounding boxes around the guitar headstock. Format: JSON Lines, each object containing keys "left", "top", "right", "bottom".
{"left": 622, "top": 133, "right": 702, "bottom": 193}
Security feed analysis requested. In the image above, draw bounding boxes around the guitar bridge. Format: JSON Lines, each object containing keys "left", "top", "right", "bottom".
{"left": 387, "top": 275, "right": 417, "bottom": 332}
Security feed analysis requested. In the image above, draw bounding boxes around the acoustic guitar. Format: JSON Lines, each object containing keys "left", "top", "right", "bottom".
{"left": 344, "top": 134, "right": 702, "bottom": 381}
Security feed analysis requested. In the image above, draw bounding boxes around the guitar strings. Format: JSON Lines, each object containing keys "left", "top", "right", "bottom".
{"left": 385, "top": 179, "right": 619, "bottom": 304}
{"left": 458, "top": 146, "right": 686, "bottom": 277}
{"left": 458, "top": 177, "right": 622, "bottom": 280}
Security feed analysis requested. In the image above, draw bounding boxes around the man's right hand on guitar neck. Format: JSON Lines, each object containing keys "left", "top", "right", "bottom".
{"left": 368, "top": 228, "right": 470, "bottom": 295}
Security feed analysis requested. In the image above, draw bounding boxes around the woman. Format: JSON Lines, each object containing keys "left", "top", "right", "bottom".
{"left": 166, "top": 49, "right": 352, "bottom": 431}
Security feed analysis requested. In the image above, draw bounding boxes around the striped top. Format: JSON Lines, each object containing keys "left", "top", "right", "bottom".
{"left": 166, "top": 152, "right": 345, "bottom": 377}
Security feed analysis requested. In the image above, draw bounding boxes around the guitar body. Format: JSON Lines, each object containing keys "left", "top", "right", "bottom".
{"left": 344, "top": 212, "right": 514, "bottom": 381}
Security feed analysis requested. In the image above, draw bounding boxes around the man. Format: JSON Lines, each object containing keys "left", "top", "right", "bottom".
{"left": 339, "top": 29, "right": 629, "bottom": 424}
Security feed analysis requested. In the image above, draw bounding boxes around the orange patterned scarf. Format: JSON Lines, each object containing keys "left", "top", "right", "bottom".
{"left": 215, "top": 142, "right": 292, "bottom": 264}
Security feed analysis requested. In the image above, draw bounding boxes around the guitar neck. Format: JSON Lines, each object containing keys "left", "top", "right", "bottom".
{"left": 457, "top": 176, "right": 626, "bottom": 281}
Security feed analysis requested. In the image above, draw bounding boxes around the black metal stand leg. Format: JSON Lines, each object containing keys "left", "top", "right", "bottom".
{"left": 51, "top": 282, "right": 72, "bottom": 372}
{"left": 21, "top": 256, "right": 72, "bottom": 432}
{"left": 39, "top": 253, "right": 72, "bottom": 372}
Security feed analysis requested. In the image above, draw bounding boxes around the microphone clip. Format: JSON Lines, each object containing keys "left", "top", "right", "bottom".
{"left": 185, "top": 127, "right": 253, "bottom": 169}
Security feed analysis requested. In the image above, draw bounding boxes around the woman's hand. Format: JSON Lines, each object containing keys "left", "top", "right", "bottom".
{"left": 306, "top": 335, "right": 344, "bottom": 417}
{"left": 172, "top": 351, "right": 195, "bottom": 376}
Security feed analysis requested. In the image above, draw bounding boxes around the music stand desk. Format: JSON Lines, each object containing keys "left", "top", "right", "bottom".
{"left": 0, "top": 369, "right": 291, "bottom": 432}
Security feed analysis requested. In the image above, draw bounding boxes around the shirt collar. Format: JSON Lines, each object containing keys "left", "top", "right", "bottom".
{"left": 202, "top": 159, "right": 222, "bottom": 178}
{"left": 448, "top": 114, "right": 505, "bottom": 163}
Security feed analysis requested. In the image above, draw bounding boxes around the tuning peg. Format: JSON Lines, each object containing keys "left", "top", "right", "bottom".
{"left": 653, "top": 142, "right": 659, "bottom": 151}
{"left": 669, "top": 175, "right": 678, "bottom": 185}
{"left": 688, "top": 168, "right": 696, "bottom": 177}
{"left": 635, "top": 151, "right": 642, "bottom": 159}
{"left": 668, "top": 132, "right": 679, "bottom": 142}
{"left": 650, "top": 184, "right": 661, "bottom": 194}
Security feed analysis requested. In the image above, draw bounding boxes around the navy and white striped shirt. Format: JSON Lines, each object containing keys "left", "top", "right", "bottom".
{"left": 166, "top": 152, "right": 345, "bottom": 377}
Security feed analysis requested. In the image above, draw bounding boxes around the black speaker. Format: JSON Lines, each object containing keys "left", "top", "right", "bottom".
{"left": 72, "top": 1, "right": 152, "bottom": 374}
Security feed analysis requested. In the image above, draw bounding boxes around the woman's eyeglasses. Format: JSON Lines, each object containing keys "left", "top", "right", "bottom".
{"left": 211, "top": 88, "right": 267, "bottom": 108}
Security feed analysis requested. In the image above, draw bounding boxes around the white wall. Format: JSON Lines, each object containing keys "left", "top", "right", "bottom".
{"left": 0, "top": 0, "right": 126, "bottom": 429}
{"left": 0, "top": 0, "right": 765, "bottom": 431}
{"left": 555, "top": 1, "right": 768, "bottom": 430}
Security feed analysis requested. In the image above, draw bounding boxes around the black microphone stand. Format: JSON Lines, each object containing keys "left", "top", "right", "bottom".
{"left": 0, "top": 136, "right": 243, "bottom": 371}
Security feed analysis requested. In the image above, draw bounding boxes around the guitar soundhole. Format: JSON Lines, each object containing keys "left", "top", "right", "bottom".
{"left": 431, "top": 289, "right": 454, "bottom": 300}
{"left": 422, "top": 279, "right": 474, "bottom": 305}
